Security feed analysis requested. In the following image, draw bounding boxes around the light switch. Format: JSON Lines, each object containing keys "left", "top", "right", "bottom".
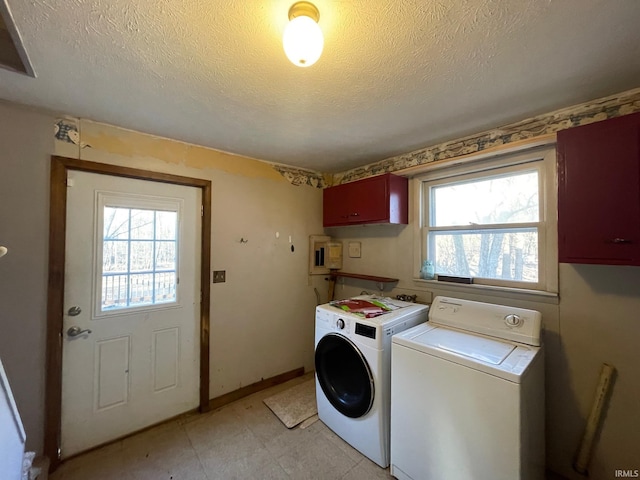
{"left": 348, "top": 242, "right": 361, "bottom": 258}
{"left": 213, "top": 270, "right": 226, "bottom": 283}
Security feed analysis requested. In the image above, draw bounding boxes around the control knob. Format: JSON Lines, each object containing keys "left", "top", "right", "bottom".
{"left": 504, "top": 314, "right": 522, "bottom": 327}
{"left": 336, "top": 318, "right": 345, "bottom": 330}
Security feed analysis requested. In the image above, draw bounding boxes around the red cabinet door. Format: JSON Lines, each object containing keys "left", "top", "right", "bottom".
{"left": 323, "top": 183, "right": 350, "bottom": 226}
{"left": 322, "top": 173, "right": 408, "bottom": 227}
{"left": 557, "top": 112, "right": 640, "bottom": 265}
{"left": 346, "top": 175, "right": 389, "bottom": 224}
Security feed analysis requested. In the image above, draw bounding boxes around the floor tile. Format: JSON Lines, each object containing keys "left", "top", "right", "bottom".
{"left": 122, "top": 421, "right": 196, "bottom": 469}
{"left": 196, "top": 427, "right": 264, "bottom": 469}
{"left": 202, "top": 449, "right": 290, "bottom": 480}
{"left": 311, "top": 420, "right": 365, "bottom": 464}
{"left": 184, "top": 405, "right": 246, "bottom": 454}
{"left": 341, "top": 458, "right": 394, "bottom": 479}
{"left": 275, "top": 429, "right": 359, "bottom": 480}
{"left": 126, "top": 455, "right": 208, "bottom": 480}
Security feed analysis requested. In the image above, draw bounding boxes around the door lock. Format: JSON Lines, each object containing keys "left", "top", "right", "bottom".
{"left": 68, "top": 306, "right": 82, "bottom": 316}
{"left": 67, "top": 326, "right": 92, "bottom": 337}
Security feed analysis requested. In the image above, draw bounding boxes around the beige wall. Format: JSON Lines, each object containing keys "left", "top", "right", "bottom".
{"left": 0, "top": 102, "right": 53, "bottom": 456}
{"left": 327, "top": 223, "right": 640, "bottom": 478}
{"left": 0, "top": 101, "right": 326, "bottom": 453}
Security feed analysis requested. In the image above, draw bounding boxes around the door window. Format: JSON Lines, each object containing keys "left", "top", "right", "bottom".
{"left": 95, "top": 193, "right": 183, "bottom": 316}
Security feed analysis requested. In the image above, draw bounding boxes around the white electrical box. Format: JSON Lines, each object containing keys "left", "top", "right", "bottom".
{"left": 326, "top": 242, "right": 343, "bottom": 269}
{"left": 309, "top": 235, "right": 343, "bottom": 274}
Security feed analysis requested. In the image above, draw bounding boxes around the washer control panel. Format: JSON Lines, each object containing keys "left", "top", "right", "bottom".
{"left": 429, "top": 297, "right": 541, "bottom": 346}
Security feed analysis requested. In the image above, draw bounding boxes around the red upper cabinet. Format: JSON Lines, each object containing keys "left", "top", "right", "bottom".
{"left": 323, "top": 173, "right": 408, "bottom": 227}
{"left": 557, "top": 112, "right": 640, "bottom": 265}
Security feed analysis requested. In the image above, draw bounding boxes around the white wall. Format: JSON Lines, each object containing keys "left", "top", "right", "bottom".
{"left": 0, "top": 100, "right": 326, "bottom": 453}
{"left": 327, "top": 223, "right": 640, "bottom": 478}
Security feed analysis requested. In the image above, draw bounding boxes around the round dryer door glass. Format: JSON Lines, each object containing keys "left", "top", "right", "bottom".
{"left": 315, "top": 333, "right": 374, "bottom": 418}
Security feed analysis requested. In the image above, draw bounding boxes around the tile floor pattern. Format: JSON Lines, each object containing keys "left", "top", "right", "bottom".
{"left": 50, "top": 373, "right": 393, "bottom": 480}
{"left": 50, "top": 372, "right": 567, "bottom": 480}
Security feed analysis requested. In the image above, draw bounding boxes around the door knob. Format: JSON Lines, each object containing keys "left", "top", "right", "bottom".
{"left": 67, "top": 326, "right": 92, "bottom": 337}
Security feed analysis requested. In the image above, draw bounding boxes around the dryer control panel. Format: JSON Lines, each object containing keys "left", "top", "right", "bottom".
{"left": 315, "top": 307, "right": 352, "bottom": 335}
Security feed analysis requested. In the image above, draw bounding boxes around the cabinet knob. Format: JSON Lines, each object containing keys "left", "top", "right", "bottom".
{"left": 350, "top": 212, "right": 359, "bottom": 217}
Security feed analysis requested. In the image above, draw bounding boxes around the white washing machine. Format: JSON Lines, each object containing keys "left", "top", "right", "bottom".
{"left": 315, "top": 295, "right": 429, "bottom": 468}
{"left": 390, "top": 296, "right": 545, "bottom": 480}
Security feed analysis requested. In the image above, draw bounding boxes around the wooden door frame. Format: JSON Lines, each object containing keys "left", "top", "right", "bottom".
{"left": 44, "top": 156, "right": 211, "bottom": 469}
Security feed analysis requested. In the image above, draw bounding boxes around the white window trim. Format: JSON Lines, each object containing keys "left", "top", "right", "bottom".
{"left": 411, "top": 145, "right": 558, "bottom": 296}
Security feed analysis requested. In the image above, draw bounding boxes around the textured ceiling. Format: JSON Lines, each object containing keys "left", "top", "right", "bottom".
{"left": 0, "top": 0, "right": 639, "bottom": 173}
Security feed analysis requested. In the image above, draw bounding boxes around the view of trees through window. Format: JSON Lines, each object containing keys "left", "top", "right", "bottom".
{"left": 101, "top": 206, "right": 178, "bottom": 310}
{"left": 427, "top": 170, "right": 540, "bottom": 282}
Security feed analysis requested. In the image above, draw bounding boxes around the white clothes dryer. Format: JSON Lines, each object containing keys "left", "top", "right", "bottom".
{"left": 314, "top": 295, "right": 429, "bottom": 468}
{"left": 390, "top": 296, "right": 545, "bottom": 480}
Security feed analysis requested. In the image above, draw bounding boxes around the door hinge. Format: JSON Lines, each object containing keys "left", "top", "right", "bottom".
{"left": 201, "top": 205, "right": 204, "bottom": 217}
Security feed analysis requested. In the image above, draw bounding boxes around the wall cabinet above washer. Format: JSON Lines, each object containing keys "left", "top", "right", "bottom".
{"left": 323, "top": 173, "right": 408, "bottom": 227}
{"left": 557, "top": 111, "right": 640, "bottom": 265}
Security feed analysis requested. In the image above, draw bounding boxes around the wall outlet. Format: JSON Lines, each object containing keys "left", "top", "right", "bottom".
{"left": 213, "top": 270, "right": 226, "bottom": 283}
{"left": 348, "top": 242, "right": 361, "bottom": 258}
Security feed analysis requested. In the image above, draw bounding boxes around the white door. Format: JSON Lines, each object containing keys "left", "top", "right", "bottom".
{"left": 61, "top": 170, "right": 201, "bottom": 458}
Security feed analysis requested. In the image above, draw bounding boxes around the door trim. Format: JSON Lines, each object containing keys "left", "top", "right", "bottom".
{"left": 44, "top": 156, "right": 212, "bottom": 470}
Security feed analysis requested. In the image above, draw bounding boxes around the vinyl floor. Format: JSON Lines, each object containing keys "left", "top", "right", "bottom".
{"left": 49, "top": 371, "right": 567, "bottom": 480}
{"left": 49, "top": 372, "right": 392, "bottom": 480}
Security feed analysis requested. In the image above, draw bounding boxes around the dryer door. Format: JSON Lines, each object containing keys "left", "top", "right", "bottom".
{"left": 315, "top": 333, "right": 374, "bottom": 418}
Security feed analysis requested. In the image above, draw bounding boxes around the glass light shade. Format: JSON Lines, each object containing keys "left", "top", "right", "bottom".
{"left": 283, "top": 15, "right": 324, "bottom": 67}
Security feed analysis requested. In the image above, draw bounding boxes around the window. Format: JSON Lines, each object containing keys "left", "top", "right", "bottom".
{"left": 416, "top": 147, "right": 557, "bottom": 293}
{"left": 95, "top": 193, "right": 183, "bottom": 315}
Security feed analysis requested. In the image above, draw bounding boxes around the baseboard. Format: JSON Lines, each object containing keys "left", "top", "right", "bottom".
{"left": 208, "top": 367, "right": 305, "bottom": 411}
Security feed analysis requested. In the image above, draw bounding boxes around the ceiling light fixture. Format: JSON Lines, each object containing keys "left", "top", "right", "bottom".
{"left": 283, "top": 2, "right": 323, "bottom": 67}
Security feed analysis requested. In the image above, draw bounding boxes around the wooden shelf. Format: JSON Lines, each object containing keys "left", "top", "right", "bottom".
{"left": 329, "top": 271, "right": 399, "bottom": 283}
{"left": 327, "top": 271, "right": 399, "bottom": 300}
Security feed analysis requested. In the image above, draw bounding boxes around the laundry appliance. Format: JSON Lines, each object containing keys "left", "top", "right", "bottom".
{"left": 314, "top": 295, "right": 429, "bottom": 468}
{"left": 390, "top": 296, "right": 544, "bottom": 480}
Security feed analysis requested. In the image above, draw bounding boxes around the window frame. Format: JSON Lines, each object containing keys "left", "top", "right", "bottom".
{"left": 413, "top": 146, "right": 558, "bottom": 294}
{"left": 93, "top": 191, "right": 185, "bottom": 319}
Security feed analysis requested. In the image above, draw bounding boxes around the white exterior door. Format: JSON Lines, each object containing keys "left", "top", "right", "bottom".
{"left": 61, "top": 170, "right": 201, "bottom": 458}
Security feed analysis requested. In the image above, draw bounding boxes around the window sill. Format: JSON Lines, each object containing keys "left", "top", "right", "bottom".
{"left": 412, "top": 278, "right": 559, "bottom": 305}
